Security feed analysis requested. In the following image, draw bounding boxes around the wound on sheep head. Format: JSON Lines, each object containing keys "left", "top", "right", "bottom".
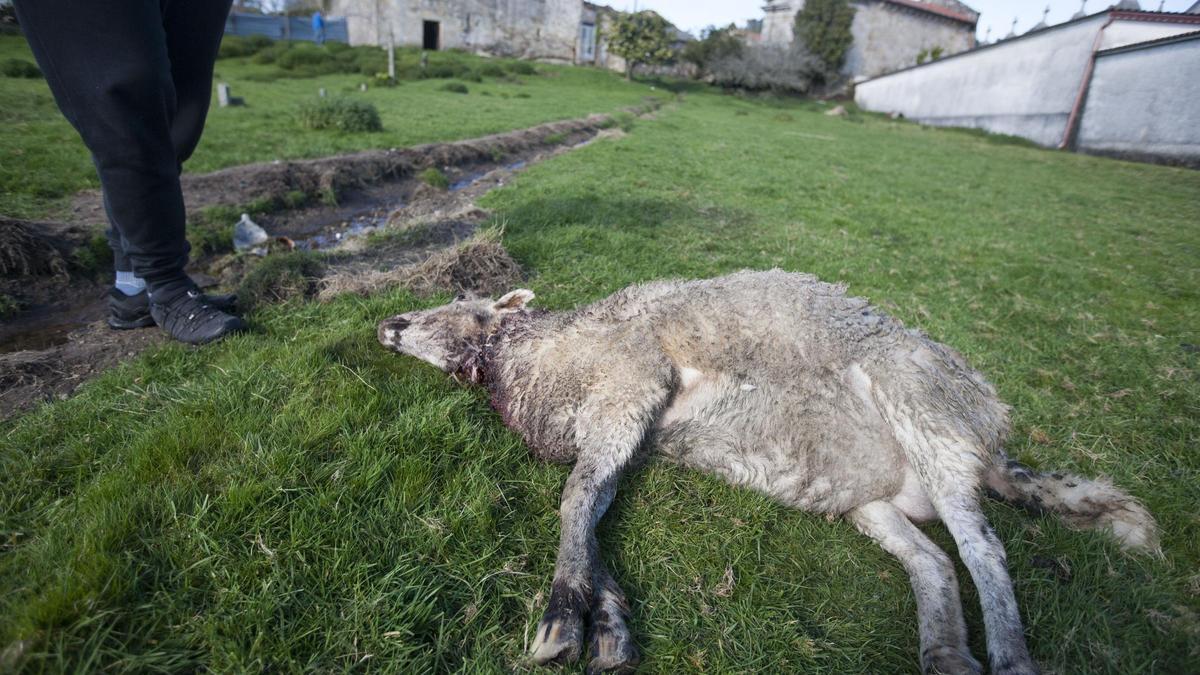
{"left": 377, "top": 288, "right": 535, "bottom": 372}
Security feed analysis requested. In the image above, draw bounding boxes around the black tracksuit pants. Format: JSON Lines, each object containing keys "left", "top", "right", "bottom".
{"left": 14, "top": 0, "right": 233, "bottom": 286}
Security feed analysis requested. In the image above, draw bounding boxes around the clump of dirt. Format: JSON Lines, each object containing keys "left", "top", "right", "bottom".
{"left": 319, "top": 229, "right": 523, "bottom": 300}
{"left": 1, "top": 218, "right": 68, "bottom": 278}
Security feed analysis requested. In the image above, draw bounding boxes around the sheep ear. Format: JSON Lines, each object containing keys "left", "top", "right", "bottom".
{"left": 493, "top": 289, "right": 534, "bottom": 312}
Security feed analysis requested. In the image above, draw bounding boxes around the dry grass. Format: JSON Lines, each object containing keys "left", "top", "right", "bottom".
{"left": 318, "top": 229, "right": 523, "bottom": 301}
{"left": 0, "top": 218, "right": 66, "bottom": 278}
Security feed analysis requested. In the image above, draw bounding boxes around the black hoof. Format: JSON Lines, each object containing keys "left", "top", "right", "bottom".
{"left": 530, "top": 582, "right": 588, "bottom": 666}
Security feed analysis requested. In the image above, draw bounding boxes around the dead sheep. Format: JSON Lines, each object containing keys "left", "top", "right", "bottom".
{"left": 377, "top": 269, "right": 1158, "bottom": 674}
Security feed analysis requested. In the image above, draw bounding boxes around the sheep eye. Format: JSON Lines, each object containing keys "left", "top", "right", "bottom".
{"left": 454, "top": 293, "right": 467, "bottom": 302}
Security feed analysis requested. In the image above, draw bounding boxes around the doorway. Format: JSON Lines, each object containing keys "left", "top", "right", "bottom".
{"left": 423, "top": 20, "right": 440, "bottom": 50}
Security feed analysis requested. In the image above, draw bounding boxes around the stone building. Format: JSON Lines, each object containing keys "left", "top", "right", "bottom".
{"left": 328, "top": 0, "right": 585, "bottom": 62}
{"left": 328, "top": 0, "right": 690, "bottom": 69}
{"left": 760, "top": 0, "right": 979, "bottom": 79}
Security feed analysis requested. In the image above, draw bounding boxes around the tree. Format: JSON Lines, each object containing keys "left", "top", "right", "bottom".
{"left": 682, "top": 24, "right": 745, "bottom": 77}
{"left": 607, "top": 11, "right": 674, "bottom": 81}
{"left": 793, "top": 0, "right": 855, "bottom": 80}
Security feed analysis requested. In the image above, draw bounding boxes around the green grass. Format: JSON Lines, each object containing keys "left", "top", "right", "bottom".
{"left": 0, "top": 34, "right": 661, "bottom": 220}
{"left": 3, "top": 65, "right": 1200, "bottom": 673}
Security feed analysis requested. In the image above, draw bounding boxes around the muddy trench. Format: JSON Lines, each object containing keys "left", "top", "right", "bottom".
{"left": 0, "top": 104, "right": 651, "bottom": 421}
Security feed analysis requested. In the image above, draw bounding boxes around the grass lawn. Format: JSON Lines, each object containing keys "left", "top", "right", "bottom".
{"left": 0, "top": 34, "right": 659, "bottom": 220}
{"left": 3, "top": 36, "right": 1200, "bottom": 673}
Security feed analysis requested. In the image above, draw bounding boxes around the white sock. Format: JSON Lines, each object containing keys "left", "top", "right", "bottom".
{"left": 115, "top": 270, "right": 146, "bottom": 296}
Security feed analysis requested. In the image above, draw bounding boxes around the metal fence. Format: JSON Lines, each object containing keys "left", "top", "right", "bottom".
{"left": 224, "top": 12, "right": 349, "bottom": 44}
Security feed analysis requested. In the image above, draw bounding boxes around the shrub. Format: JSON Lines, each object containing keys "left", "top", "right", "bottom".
{"left": 218, "top": 34, "right": 274, "bottom": 59}
{"left": 479, "top": 62, "right": 506, "bottom": 78}
{"left": 708, "top": 44, "right": 825, "bottom": 95}
{"left": 277, "top": 43, "right": 330, "bottom": 70}
{"left": 298, "top": 98, "right": 382, "bottom": 132}
{"left": 1, "top": 58, "right": 41, "bottom": 79}
{"left": 682, "top": 25, "right": 744, "bottom": 76}
{"left": 607, "top": 11, "right": 673, "bottom": 80}
{"left": 793, "top": 0, "right": 855, "bottom": 80}
{"left": 507, "top": 61, "right": 537, "bottom": 76}
{"left": 419, "top": 168, "right": 449, "bottom": 190}
{"left": 439, "top": 81, "right": 469, "bottom": 94}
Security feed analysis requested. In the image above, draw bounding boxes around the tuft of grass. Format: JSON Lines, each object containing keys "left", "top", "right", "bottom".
{"left": 438, "top": 81, "right": 469, "bottom": 95}
{"left": 297, "top": 98, "right": 383, "bottom": 133}
{"left": 68, "top": 232, "right": 113, "bottom": 278}
{"left": 0, "top": 57, "right": 40, "bottom": 79}
{"left": 418, "top": 167, "right": 449, "bottom": 190}
{"left": 236, "top": 251, "right": 324, "bottom": 311}
{"left": 0, "top": 292, "right": 18, "bottom": 319}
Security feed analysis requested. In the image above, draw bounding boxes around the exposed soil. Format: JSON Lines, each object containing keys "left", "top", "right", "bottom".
{"left": 0, "top": 104, "right": 650, "bottom": 421}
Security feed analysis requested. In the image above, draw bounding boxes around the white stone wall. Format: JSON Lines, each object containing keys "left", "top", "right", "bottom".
{"left": 330, "top": 0, "right": 584, "bottom": 62}
{"left": 1078, "top": 35, "right": 1200, "bottom": 165}
{"left": 855, "top": 14, "right": 1108, "bottom": 146}
{"left": 845, "top": 1, "right": 974, "bottom": 78}
{"left": 854, "top": 14, "right": 1200, "bottom": 149}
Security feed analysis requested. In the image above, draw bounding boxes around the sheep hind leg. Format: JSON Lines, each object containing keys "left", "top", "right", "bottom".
{"left": 848, "top": 501, "right": 982, "bottom": 675}
{"left": 587, "top": 561, "right": 638, "bottom": 674}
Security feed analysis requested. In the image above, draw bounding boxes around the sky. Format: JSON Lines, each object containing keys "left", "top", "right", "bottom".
{"left": 615, "top": 0, "right": 1197, "bottom": 40}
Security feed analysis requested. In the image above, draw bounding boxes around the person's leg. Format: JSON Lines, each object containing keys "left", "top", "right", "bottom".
{"left": 15, "top": 0, "right": 243, "bottom": 343}
{"left": 163, "top": 0, "right": 233, "bottom": 168}
{"left": 14, "top": 0, "right": 189, "bottom": 287}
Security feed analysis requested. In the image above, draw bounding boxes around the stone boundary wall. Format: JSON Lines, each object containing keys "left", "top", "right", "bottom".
{"left": 1077, "top": 32, "right": 1200, "bottom": 167}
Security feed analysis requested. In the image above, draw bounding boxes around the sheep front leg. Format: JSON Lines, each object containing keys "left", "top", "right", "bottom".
{"left": 530, "top": 378, "right": 668, "bottom": 671}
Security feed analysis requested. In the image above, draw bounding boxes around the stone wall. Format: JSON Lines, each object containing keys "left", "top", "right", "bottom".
{"left": 854, "top": 12, "right": 1200, "bottom": 150}
{"left": 854, "top": 14, "right": 1109, "bottom": 147}
{"left": 759, "top": 1, "right": 974, "bottom": 78}
{"left": 845, "top": 1, "right": 973, "bottom": 78}
{"left": 1078, "top": 34, "right": 1200, "bottom": 166}
{"left": 330, "top": 0, "right": 583, "bottom": 62}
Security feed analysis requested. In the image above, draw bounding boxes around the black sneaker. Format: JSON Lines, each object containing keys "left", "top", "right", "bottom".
{"left": 148, "top": 285, "right": 247, "bottom": 345}
{"left": 108, "top": 287, "right": 238, "bottom": 330}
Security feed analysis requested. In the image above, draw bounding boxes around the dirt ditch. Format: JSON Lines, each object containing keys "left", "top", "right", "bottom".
{"left": 0, "top": 102, "right": 652, "bottom": 421}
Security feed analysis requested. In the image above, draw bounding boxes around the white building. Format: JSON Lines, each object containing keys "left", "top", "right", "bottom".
{"left": 854, "top": 7, "right": 1200, "bottom": 165}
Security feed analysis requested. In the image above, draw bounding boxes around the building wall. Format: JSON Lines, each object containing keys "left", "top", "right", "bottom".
{"left": 854, "top": 14, "right": 1200, "bottom": 148}
{"left": 760, "top": 1, "right": 974, "bottom": 78}
{"left": 845, "top": 1, "right": 974, "bottom": 78}
{"left": 330, "top": 0, "right": 584, "bottom": 62}
{"left": 855, "top": 14, "right": 1109, "bottom": 146}
{"left": 1078, "top": 35, "right": 1200, "bottom": 165}
{"left": 762, "top": 1, "right": 801, "bottom": 45}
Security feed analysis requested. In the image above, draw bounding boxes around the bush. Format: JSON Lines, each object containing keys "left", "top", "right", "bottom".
{"left": 683, "top": 25, "right": 744, "bottom": 76}
{"left": 439, "top": 81, "right": 469, "bottom": 94}
{"left": 794, "top": 0, "right": 855, "bottom": 80}
{"left": 507, "top": 61, "right": 537, "bottom": 76}
{"left": 606, "top": 12, "right": 673, "bottom": 80}
{"left": 478, "top": 62, "right": 507, "bottom": 78}
{"left": 218, "top": 34, "right": 274, "bottom": 59}
{"left": 277, "top": 43, "right": 330, "bottom": 70}
{"left": 298, "top": 98, "right": 382, "bottom": 132}
{"left": 1, "top": 58, "right": 41, "bottom": 79}
{"left": 708, "top": 44, "right": 825, "bottom": 95}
